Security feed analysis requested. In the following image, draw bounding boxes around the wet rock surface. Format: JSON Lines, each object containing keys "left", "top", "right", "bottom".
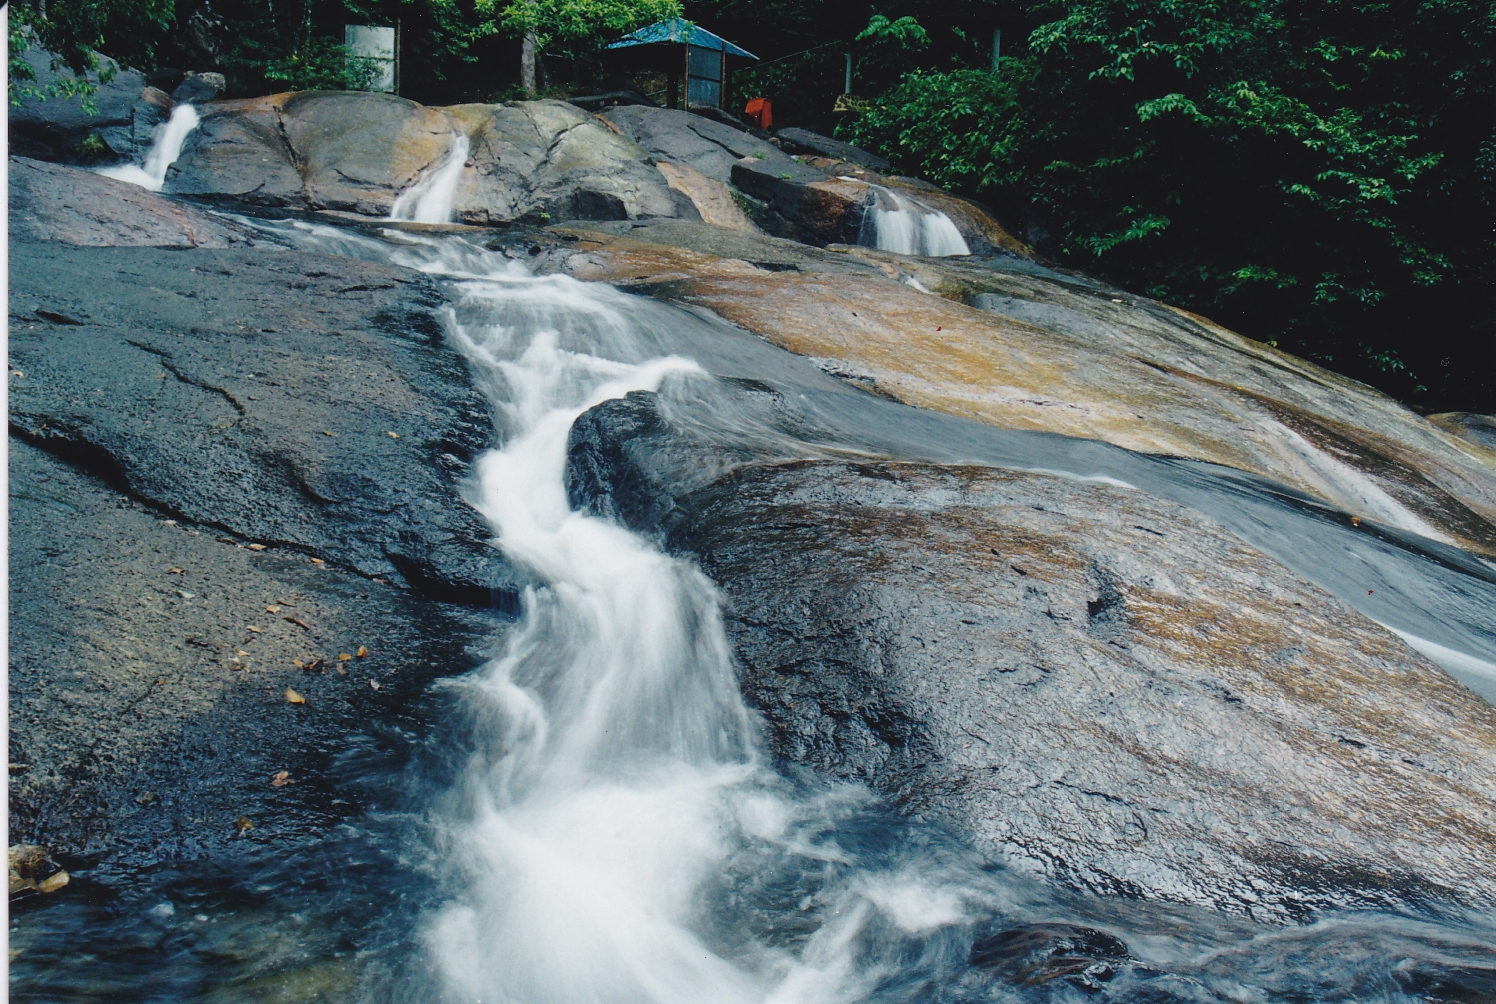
{"left": 9, "top": 437, "right": 498, "bottom": 880}
{"left": 9, "top": 237, "right": 518, "bottom": 604}
{"left": 9, "top": 156, "right": 252, "bottom": 248}
{"left": 8, "top": 209, "right": 513, "bottom": 881}
{"left": 555, "top": 221, "right": 1496, "bottom": 558}
{"left": 165, "top": 94, "right": 683, "bottom": 223}
{"left": 566, "top": 396, "right": 1496, "bottom": 920}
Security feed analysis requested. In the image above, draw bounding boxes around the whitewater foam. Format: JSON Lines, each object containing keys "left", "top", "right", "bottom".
{"left": 96, "top": 103, "right": 200, "bottom": 192}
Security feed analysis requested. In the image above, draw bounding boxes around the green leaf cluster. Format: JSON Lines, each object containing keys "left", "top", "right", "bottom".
{"left": 844, "top": 0, "right": 1495, "bottom": 408}
{"left": 481, "top": 0, "right": 683, "bottom": 58}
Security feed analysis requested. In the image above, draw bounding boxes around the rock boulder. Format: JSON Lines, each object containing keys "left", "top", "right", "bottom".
{"left": 566, "top": 397, "right": 1496, "bottom": 920}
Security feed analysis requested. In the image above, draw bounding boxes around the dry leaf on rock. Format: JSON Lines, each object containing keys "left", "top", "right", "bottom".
{"left": 283, "top": 688, "right": 305, "bottom": 705}
{"left": 265, "top": 605, "right": 280, "bottom": 613}
{"left": 338, "top": 652, "right": 352, "bottom": 662}
{"left": 247, "top": 543, "right": 267, "bottom": 551}
{"left": 369, "top": 680, "right": 381, "bottom": 690}
{"left": 270, "top": 770, "right": 291, "bottom": 786}
{"left": 167, "top": 567, "right": 185, "bottom": 574}
{"left": 356, "top": 646, "right": 368, "bottom": 658}
{"left": 234, "top": 816, "right": 254, "bottom": 835}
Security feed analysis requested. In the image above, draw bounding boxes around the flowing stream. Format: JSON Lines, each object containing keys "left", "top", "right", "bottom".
{"left": 96, "top": 102, "right": 200, "bottom": 192}
{"left": 11, "top": 212, "right": 1496, "bottom": 1001}
{"left": 389, "top": 132, "right": 471, "bottom": 224}
{"left": 857, "top": 184, "right": 971, "bottom": 257}
{"left": 264, "top": 221, "right": 1496, "bottom": 1001}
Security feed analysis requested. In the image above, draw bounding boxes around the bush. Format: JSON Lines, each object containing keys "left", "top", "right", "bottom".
{"left": 848, "top": 1, "right": 1495, "bottom": 410}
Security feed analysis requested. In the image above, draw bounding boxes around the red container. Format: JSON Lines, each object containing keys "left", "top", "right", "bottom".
{"left": 743, "top": 97, "right": 772, "bottom": 130}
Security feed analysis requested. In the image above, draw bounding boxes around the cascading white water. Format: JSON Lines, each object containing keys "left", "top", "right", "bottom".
{"left": 390, "top": 132, "right": 471, "bottom": 224}
{"left": 255, "top": 230, "right": 978, "bottom": 1003}
{"left": 860, "top": 184, "right": 970, "bottom": 257}
{"left": 96, "top": 103, "right": 200, "bottom": 192}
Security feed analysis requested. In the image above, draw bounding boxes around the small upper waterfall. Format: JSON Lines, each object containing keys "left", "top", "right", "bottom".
{"left": 859, "top": 183, "right": 971, "bottom": 257}
{"left": 96, "top": 103, "right": 200, "bottom": 192}
{"left": 390, "top": 132, "right": 470, "bottom": 224}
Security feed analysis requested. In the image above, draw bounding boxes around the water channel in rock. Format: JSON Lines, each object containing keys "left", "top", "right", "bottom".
{"left": 11, "top": 217, "right": 1495, "bottom": 1002}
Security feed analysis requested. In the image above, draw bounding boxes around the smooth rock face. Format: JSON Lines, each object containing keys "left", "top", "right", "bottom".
{"left": 168, "top": 94, "right": 681, "bottom": 223}
{"left": 656, "top": 162, "right": 758, "bottom": 232}
{"left": 565, "top": 401, "right": 1496, "bottom": 919}
{"left": 280, "top": 91, "right": 456, "bottom": 216}
{"left": 10, "top": 238, "right": 520, "bottom": 605}
{"left": 600, "top": 104, "right": 795, "bottom": 183}
{"left": 9, "top": 437, "right": 495, "bottom": 878}
{"left": 775, "top": 126, "right": 893, "bottom": 172}
{"left": 1430, "top": 412, "right": 1496, "bottom": 454}
{"left": 169, "top": 95, "right": 307, "bottom": 204}
{"left": 9, "top": 156, "right": 251, "bottom": 247}
{"left": 555, "top": 221, "right": 1496, "bottom": 557}
{"left": 446, "top": 100, "right": 678, "bottom": 224}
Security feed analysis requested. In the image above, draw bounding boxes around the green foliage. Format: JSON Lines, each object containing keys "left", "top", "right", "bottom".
{"left": 9, "top": 0, "right": 173, "bottom": 107}
{"left": 847, "top": 0, "right": 1495, "bottom": 408}
{"left": 481, "top": 0, "right": 683, "bottom": 57}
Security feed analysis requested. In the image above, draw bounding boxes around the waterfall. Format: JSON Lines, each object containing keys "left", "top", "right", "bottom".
{"left": 390, "top": 132, "right": 470, "bottom": 224}
{"left": 96, "top": 103, "right": 200, "bottom": 192}
{"left": 860, "top": 184, "right": 970, "bottom": 257}
{"left": 212, "top": 218, "right": 1496, "bottom": 1001}
{"left": 214, "top": 227, "right": 978, "bottom": 1002}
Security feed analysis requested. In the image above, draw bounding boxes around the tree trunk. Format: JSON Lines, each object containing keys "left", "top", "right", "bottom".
{"left": 521, "top": 32, "right": 537, "bottom": 96}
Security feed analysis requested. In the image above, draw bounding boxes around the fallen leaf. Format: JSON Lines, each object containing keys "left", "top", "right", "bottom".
{"left": 387, "top": 431, "right": 399, "bottom": 439}
{"left": 322, "top": 430, "right": 337, "bottom": 437}
{"left": 304, "top": 659, "right": 322, "bottom": 672}
{"left": 247, "top": 543, "right": 267, "bottom": 552}
{"left": 234, "top": 816, "right": 254, "bottom": 835}
{"left": 246, "top": 625, "right": 262, "bottom": 633}
{"left": 175, "top": 589, "right": 194, "bottom": 599}
{"left": 270, "top": 770, "right": 291, "bottom": 786}
{"left": 369, "top": 680, "right": 381, "bottom": 690}
{"left": 285, "top": 616, "right": 311, "bottom": 630}
{"left": 236, "top": 649, "right": 249, "bottom": 657}
{"left": 167, "top": 567, "right": 185, "bottom": 574}
{"left": 292, "top": 659, "right": 305, "bottom": 669}
{"left": 283, "top": 688, "right": 305, "bottom": 705}
{"left": 265, "top": 605, "right": 280, "bottom": 614}
{"left": 338, "top": 652, "right": 352, "bottom": 662}
{"left": 356, "top": 645, "right": 368, "bottom": 658}
{"left": 277, "top": 598, "right": 295, "bottom": 606}
{"left": 163, "top": 519, "right": 177, "bottom": 526}
{"left": 310, "top": 558, "right": 325, "bottom": 567}
{"left": 1350, "top": 516, "right": 1362, "bottom": 526}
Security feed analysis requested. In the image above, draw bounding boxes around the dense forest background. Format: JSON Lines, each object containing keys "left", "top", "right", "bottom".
{"left": 9, "top": 0, "right": 1493, "bottom": 412}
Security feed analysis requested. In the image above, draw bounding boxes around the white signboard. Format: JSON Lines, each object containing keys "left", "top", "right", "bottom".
{"left": 345, "top": 24, "right": 396, "bottom": 93}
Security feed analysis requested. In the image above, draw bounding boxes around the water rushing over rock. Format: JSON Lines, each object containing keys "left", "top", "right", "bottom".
{"left": 860, "top": 184, "right": 971, "bottom": 257}
{"left": 11, "top": 183, "right": 1496, "bottom": 998}
{"left": 390, "top": 132, "right": 470, "bottom": 224}
{"left": 97, "top": 102, "right": 200, "bottom": 192}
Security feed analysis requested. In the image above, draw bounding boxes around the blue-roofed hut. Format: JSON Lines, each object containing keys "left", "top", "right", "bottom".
{"left": 605, "top": 18, "right": 757, "bottom": 111}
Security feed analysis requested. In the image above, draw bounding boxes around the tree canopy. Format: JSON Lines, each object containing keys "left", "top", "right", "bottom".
{"left": 9, "top": 0, "right": 1493, "bottom": 409}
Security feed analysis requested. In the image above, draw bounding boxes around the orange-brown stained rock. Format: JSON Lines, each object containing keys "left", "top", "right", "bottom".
{"left": 553, "top": 223, "right": 1496, "bottom": 556}
{"left": 671, "top": 460, "right": 1496, "bottom": 919}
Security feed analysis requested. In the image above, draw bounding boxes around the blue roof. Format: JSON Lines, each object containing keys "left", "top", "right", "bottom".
{"left": 606, "top": 18, "right": 758, "bottom": 59}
